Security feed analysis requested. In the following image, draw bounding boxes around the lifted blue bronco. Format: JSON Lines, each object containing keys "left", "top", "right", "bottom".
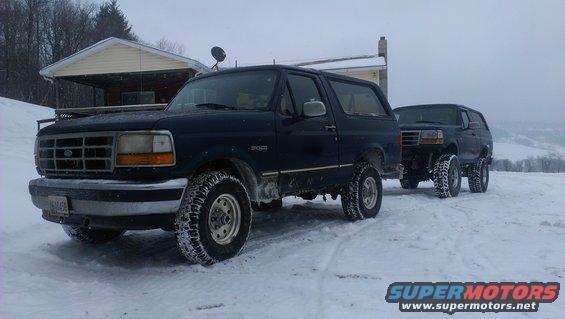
{"left": 394, "top": 104, "right": 493, "bottom": 198}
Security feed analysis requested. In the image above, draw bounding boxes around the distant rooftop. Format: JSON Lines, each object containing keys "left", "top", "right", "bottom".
{"left": 294, "top": 55, "right": 386, "bottom": 72}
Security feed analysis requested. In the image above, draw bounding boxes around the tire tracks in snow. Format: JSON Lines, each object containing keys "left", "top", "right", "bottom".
{"left": 432, "top": 193, "right": 501, "bottom": 279}
{"left": 314, "top": 218, "right": 379, "bottom": 319}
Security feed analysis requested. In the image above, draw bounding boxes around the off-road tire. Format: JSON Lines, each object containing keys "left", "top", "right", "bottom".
{"left": 341, "top": 162, "right": 383, "bottom": 221}
{"left": 433, "top": 154, "right": 462, "bottom": 198}
{"left": 468, "top": 157, "right": 489, "bottom": 193}
{"left": 62, "top": 225, "right": 124, "bottom": 244}
{"left": 252, "top": 198, "right": 283, "bottom": 211}
{"left": 174, "top": 171, "right": 252, "bottom": 264}
{"left": 400, "top": 178, "right": 419, "bottom": 189}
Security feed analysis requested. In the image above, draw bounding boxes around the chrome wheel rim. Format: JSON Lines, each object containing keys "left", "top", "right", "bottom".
{"left": 450, "top": 166, "right": 460, "bottom": 189}
{"left": 362, "top": 176, "right": 378, "bottom": 209}
{"left": 208, "top": 194, "right": 241, "bottom": 245}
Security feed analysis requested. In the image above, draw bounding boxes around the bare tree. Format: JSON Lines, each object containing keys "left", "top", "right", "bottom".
{"left": 0, "top": 0, "right": 138, "bottom": 108}
{"left": 154, "top": 37, "right": 186, "bottom": 55}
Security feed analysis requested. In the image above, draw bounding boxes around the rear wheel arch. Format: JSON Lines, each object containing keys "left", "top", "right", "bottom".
{"left": 355, "top": 147, "right": 385, "bottom": 173}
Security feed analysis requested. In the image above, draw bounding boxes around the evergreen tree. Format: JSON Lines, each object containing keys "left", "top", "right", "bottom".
{"left": 92, "top": 0, "right": 136, "bottom": 42}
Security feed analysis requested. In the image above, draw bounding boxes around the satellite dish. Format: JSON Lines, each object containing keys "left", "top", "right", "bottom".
{"left": 211, "top": 46, "right": 226, "bottom": 63}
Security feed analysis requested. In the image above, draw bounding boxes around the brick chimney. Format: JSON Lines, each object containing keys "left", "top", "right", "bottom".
{"left": 378, "top": 36, "right": 388, "bottom": 97}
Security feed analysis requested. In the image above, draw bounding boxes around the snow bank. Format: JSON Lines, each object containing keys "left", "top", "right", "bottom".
{"left": 0, "top": 98, "right": 52, "bottom": 231}
{"left": 0, "top": 97, "right": 53, "bottom": 158}
{"left": 0, "top": 97, "right": 53, "bottom": 137}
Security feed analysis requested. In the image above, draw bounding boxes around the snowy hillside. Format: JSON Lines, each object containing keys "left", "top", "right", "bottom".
{"left": 491, "top": 123, "right": 565, "bottom": 161}
{"left": 1, "top": 98, "right": 564, "bottom": 318}
{"left": 493, "top": 142, "right": 557, "bottom": 161}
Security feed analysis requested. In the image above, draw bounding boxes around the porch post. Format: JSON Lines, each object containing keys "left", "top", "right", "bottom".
{"left": 92, "top": 86, "right": 96, "bottom": 107}
{"left": 378, "top": 36, "right": 388, "bottom": 97}
{"left": 54, "top": 78, "right": 60, "bottom": 109}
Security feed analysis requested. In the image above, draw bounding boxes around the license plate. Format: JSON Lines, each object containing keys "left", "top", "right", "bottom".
{"left": 48, "top": 196, "right": 69, "bottom": 217}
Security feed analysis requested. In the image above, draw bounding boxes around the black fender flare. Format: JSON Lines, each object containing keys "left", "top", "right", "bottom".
{"left": 354, "top": 146, "right": 385, "bottom": 173}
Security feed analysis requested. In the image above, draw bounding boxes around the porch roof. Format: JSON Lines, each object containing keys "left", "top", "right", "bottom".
{"left": 39, "top": 37, "right": 210, "bottom": 79}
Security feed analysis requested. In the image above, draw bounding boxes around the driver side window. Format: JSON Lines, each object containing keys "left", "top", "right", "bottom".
{"left": 461, "top": 111, "right": 470, "bottom": 129}
{"left": 287, "top": 73, "right": 323, "bottom": 117}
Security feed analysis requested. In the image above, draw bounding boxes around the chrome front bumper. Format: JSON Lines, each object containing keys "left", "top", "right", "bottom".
{"left": 29, "top": 178, "right": 187, "bottom": 216}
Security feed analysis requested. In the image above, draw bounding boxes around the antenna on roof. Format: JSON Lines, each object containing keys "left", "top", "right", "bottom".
{"left": 211, "top": 46, "right": 226, "bottom": 71}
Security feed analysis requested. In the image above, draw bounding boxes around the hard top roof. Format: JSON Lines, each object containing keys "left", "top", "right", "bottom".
{"left": 395, "top": 104, "right": 482, "bottom": 114}
{"left": 194, "top": 64, "right": 378, "bottom": 86}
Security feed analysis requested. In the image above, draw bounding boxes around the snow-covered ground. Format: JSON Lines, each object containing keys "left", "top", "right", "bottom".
{"left": 1, "top": 97, "right": 564, "bottom": 318}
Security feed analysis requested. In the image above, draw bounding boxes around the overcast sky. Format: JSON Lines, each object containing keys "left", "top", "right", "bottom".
{"left": 102, "top": 0, "right": 564, "bottom": 124}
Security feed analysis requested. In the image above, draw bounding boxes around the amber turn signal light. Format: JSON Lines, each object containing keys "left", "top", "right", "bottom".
{"left": 116, "top": 152, "right": 174, "bottom": 166}
{"left": 419, "top": 138, "right": 444, "bottom": 145}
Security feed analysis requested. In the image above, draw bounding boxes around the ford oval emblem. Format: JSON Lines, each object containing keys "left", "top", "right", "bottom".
{"left": 64, "top": 149, "right": 73, "bottom": 157}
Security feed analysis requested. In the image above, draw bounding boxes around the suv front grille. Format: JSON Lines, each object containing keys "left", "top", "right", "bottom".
{"left": 401, "top": 131, "right": 420, "bottom": 147}
{"left": 37, "top": 133, "right": 115, "bottom": 175}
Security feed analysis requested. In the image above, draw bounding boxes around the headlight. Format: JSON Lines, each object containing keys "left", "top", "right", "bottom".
{"left": 116, "top": 132, "right": 175, "bottom": 166}
{"left": 419, "top": 130, "right": 444, "bottom": 144}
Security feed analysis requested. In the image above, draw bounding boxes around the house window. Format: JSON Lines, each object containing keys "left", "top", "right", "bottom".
{"left": 121, "top": 91, "right": 155, "bottom": 105}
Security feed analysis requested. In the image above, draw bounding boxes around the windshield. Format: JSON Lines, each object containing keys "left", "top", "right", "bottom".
{"left": 167, "top": 70, "right": 279, "bottom": 112}
{"left": 394, "top": 106, "right": 458, "bottom": 125}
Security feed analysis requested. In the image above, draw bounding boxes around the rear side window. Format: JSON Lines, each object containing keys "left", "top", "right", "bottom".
{"left": 461, "top": 111, "right": 470, "bottom": 129}
{"left": 469, "top": 111, "right": 488, "bottom": 130}
{"left": 287, "top": 74, "right": 322, "bottom": 107}
{"left": 329, "top": 80, "right": 387, "bottom": 116}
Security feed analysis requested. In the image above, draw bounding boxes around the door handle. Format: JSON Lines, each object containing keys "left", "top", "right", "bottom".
{"left": 324, "top": 125, "right": 336, "bottom": 131}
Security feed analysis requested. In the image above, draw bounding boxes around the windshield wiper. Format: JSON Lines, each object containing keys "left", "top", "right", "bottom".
{"left": 194, "top": 103, "right": 238, "bottom": 111}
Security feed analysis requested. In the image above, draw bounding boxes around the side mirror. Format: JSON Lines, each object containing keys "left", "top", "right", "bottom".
{"left": 302, "top": 101, "right": 326, "bottom": 117}
{"left": 468, "top": 121, "right": 480, "bottom": 129}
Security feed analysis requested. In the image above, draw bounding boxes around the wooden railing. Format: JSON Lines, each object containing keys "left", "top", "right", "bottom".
{"left": 55, "top": 103, "right": 167, "bottom": 116}
{"left": 37, "top": 103, "right": 168, "bottom": 131}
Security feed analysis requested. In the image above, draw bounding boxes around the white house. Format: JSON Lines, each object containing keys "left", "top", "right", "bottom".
{"left": 40, "top": 36, "right": 388, "bottom": 108}
{"left": 39, "top": 37, "right": 209, "bottom": 108}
